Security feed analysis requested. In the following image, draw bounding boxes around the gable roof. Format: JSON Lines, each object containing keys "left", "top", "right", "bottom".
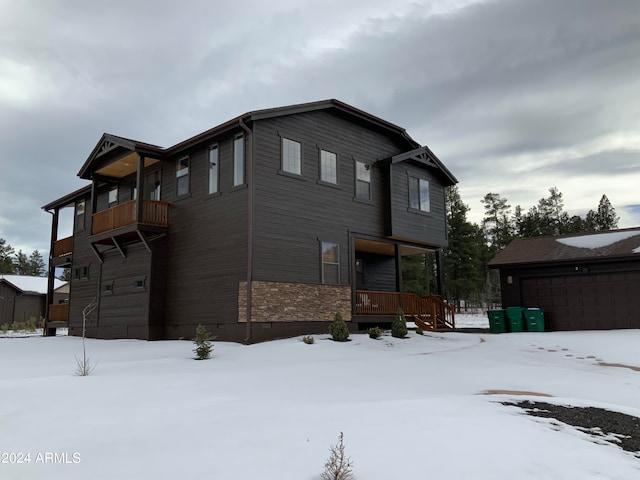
{"left": 488, "top": 227, "right": 640, "bottom": 268}
{"left": 381, "top": 145, "right": 458, "bottom": 186}
{"left": 0, "top": 275, "right": 66, "bottom": 295}
{"left": 76, "top": 99, "right": 424, "bottom": 180}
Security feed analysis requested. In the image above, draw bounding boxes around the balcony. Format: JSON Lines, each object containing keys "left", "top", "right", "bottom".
{"left": 92, "top": 200, "right": 168, "bottom": 234}
{"left": 51, "top": 235, "right": 73, "bottom": 266}
{"left": 48, "top": 303, "right": 69, "bottom": 323}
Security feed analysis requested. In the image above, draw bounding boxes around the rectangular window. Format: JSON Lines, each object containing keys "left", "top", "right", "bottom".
{"left": 76, "top": 200, "right": 85, "bottom": 216}
{"left": 176, "top": 157, "right": 189, "bottom": 196}
{"left": 209, "top": 145, "right": 219, "bottom": 194}
{"left": 355, "top": 161, "right": 371, "bottom": 200}
{"left": 132, "top": 181, "right": 137, "bottom": 200}
{"left": 145, "top": 171, "right": 161, "bottom": 201}
{"left": 409, "top": 176, "right": 430, "bottom": 212}
{"left": 320, "top": 150, "right": 337, "bottom": 184}
{"left": 282, "top": 138, "right": 301, "bottom": 175}
{"left": 108, "top": 186, "right": 118, "bottom": 205}
{"left": 233, "top": 135, "right": 244, "bottom": 186}
{"left": 102, "top": 281, "right": 114, "bottom": 294}
{"left": 321, "top": 242, "right": 340, "bottom": 285}
{"left": 73, "top": 265, "right": 89, "bottom": 280}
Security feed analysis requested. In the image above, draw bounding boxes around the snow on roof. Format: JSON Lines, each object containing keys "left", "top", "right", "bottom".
{"left": 0, "top": 275, "right": 66, "bottom": 294}
{"left": 556, "top": 230, "right": 640, "bottom": 249}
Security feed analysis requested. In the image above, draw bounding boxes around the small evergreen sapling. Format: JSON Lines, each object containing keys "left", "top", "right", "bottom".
{"left": 320, "top": 431, "right": 353, "bottom": 480}
{"left": 193, "top": 324, "right": 215, "bottom": 360}
{"left": 329, "top": 312, "right": 349, "bottom": 342}
{"left": 391, "top": 307, "right": 408, "bottom": 338}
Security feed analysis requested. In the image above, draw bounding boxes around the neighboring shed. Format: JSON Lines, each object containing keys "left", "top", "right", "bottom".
{"left": 488, "top": 228, "right": 640, "bottom": 331}
{"left": 0, "top": 275, "right": 66, "bottom": 326}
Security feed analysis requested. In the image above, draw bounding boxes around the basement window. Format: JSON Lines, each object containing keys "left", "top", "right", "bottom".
{"left": 133, "top": 277, "right": 146, "bottom": 291}
{"left": 102, "top": 281, "right": 114, "bottom": 295}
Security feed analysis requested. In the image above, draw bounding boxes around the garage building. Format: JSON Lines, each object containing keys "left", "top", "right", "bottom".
{"left": 488, "top": 228, "right": 640, "bottom": 331}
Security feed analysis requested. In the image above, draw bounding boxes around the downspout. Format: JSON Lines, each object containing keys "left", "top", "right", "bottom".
{"left": 239, "top": 117, "right": 253, "bottom": 344}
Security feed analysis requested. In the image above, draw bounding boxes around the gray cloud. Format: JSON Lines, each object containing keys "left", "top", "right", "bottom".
{"left": 1, "top": 0, "right": 639, "bottom": 255}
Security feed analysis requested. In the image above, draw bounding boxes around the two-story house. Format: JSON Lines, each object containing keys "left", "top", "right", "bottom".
{"left": 43, "top": 100, "right": 457, "bottom": 342}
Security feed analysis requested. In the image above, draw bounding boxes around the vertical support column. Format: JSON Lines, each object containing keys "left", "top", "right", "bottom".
{"left": 395, "top": 244, "right": 403, "bottom": 310}
{"left": 136, "top": 153, "right": 145, "bottom": 223}
{"left": 44, "top": 209, "right": 59, "bottom": 337}
{"left": 90, "top": 178, "right": 98, "bottom": 235}
{"left": 435, "top": 249, "right": 444, "bottom": 297}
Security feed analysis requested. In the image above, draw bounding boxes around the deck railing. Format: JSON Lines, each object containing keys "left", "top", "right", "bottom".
{"left": 48, "top": 303, "right": 69, "bottom": 322}
{"left": 52, "top": 235, "right": 73, "bottom": 258}
{"left": 355, "top": 291, "right": 455, "bottom": 330}
{"left": 92, "top": 200, "right": 169, "bottom": 235}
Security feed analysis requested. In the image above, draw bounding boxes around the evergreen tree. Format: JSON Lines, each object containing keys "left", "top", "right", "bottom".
{"left": 591, "top": 194, "right": 619, "bottom": 231}
{"left": 391, "top": 308, "right": 408, "bottom": 338}
{"left": 0, "top": 238, "right": 15, "bottom": 274}
{"left": 536, "top": 187, "right": 570, "bottom": 236}
{"left": 329, "top": 312, "right": 349, "bottom": 341}
{"left": 193, "top": 324, "right": 215, "bottom": 360}
{"left": 28, "top": 250, "right": 46, "bottom": 277}
{"left": 14, "top": 249, "right": 30, "bottom": 275}
{"left": 443, "top": 186, "right": 485, "bottom": 311}
{"left": 59, "top": 267, "right": 71, "bottom": 281}
{"left": 481, "top": 193, "right": 513, "bottom": 252}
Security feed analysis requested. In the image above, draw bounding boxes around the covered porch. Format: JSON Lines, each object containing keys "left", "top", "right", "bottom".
{"left": 352, "top": 237, "right": 454, "bottom": 331}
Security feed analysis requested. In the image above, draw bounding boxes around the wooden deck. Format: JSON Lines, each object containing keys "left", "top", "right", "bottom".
{"left": 355, "top": 290, "right": 455, "bottom": 331}
{"left": 92, "top": 200, "right": 168, "bottom": 235}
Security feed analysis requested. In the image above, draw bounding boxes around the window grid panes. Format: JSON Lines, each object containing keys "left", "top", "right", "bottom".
{"left": 209, "top": 146, "right": 219, "bottom": 194}
{"left": 282, "top": 138, "right": 301, "bottom": 175}
{"left": 409, "top": 176, "right": 430, "bottom": 212}
{"left": 320, "top": 150, "right": 337, "bottom": 184}
{"left": 233, "top": 136, "right": 244, "bottom": 186}
{"left": 321, "top": 242, "right": 340, "bottom": 285}
{"left": 356, "top": 161, "right": 370, "bottom": 200}
{"left": 176, "top": 157, "right": 189, "bottom": 196}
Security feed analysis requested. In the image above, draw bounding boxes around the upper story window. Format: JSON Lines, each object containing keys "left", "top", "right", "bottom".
{"left": 409, "top": 176, "right": 430, "bottom": 212}
{"left": 355, "top": 161, "right": 371, "bottom": 201}
{"left": 321, "top": 242, "right": 340, "bottom": 285}
{"left": 176, "top": 157, "right": 189, "bottom": 196}
{"left": 209, "top": 145, "right": 219, "bottom": 194}
{"left": 233, "top": 135, "right": 244, "bottom": 186}
{"left": 75, "top": 199, "right": 85, "bottom": 232}
{"left": 320, "top": 150, "right": 337, "bottom": 184}
{"left": 145, "top": 170, "right": 161, "bottom": 201}
{"left": 76, "top": 200, "right": 85, "bottom": 216}
{"left": 108, "top": 186, "right": 118, "bottom": 206}
{"left": 132, "top": 181, "right": 137, "bottom": 200}
{"left": 282, "top": 138, "right": 301, "bottom": 175}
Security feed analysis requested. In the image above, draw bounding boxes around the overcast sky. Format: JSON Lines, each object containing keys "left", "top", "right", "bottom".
{"left": 1, "top": 0, "right": 639, "bottom": 257}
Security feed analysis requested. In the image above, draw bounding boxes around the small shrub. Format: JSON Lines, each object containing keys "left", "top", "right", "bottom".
{"left": 391, "top": 308, "right": 408, "bottom": 339}
{"left": 367, "top": 326, "right": 383, "bottom": 339}
{"left": 193, "top": 324, "right": 216, "bottom": 360}
{"left": 321, "top": 431, "right": 353, "bottom": 480}
{"left": 416, "top": 328, "right": 424, "bottom": 335}
{"left": 25, "top": 317, "right": 38, "bottom": 332}
{"left": 0, "top": 323, "right": 8, "bottom": 334}
{"left": 302, "top": 335, "right": 315, "bottom": 344}
{"left": 329, "top": 312, "right": 349, "bottom": 342}
{"left": 12, "top": 321, "right": 25, "bottom": 332}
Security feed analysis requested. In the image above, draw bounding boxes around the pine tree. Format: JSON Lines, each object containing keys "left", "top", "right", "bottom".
{"left": 14, "top": 250, "right": 29, "bottom": 275}
{"left": 320, "top": 432, "right": 353, "bottom": 480}
{"left": 28, "top": 250, "right": 46, "bottom": 277}
{"left": 481, "top": 193, "right": 513, "bottom": 252}
{"left": 391, "top": 308, "right": 408, "bottom": 338}
{"left": 193, "top": 324, "right": 215, "bottom": 360}
{"left": 329, "top": 312, "right": 349, "bottom": 342}
{"left": 594, "top": 194, "right": 619, "bottom": 231}
{"left": 0, "top": 238, "right": 16, "bottom": 274}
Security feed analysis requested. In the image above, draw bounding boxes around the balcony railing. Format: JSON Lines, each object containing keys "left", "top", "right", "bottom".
{"left": 48, "top": 303, "right": 69, "bottom": 322}
{"left": 52, "top": 235, "right": 73, "bottom": 258}
{"left": 92, "top": 200, "right": 169, "bottom": 235}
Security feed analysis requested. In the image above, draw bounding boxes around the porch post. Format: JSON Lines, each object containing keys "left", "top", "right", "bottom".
{"left": 395, "top": 244, "right": 403, "bottom": 309}
{"left": 136, "top": 153, "right": 144, "bottom": 223}
{"left": 44, "top": 208, "right": 59, "bottom": 337}
{"left": 90, "top": 178, "right": 98, "bottom": 234}
{"left": 435, "top": 249, "right": 444, "bottom": 296}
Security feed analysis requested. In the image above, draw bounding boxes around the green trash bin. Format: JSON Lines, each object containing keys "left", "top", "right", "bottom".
{"left": 487, "top": 310, "right": 509, "bottom": 333}
{"left": 524, "top": 308, "right": 545, "bottom": 332}
{"left": 505, "top": 306, "right": 525, "bottom": 332}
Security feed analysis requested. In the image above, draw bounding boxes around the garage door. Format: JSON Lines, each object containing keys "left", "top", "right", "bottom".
{"left": 521, "top": 271, "right": 640, "bottom": 330}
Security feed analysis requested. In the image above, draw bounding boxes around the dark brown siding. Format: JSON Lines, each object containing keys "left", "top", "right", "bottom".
{"left": 499, "top": 259, "right": 640, "bottom": 330}
{"left": 161, "top": 132, "right": 248, "bottom": 339}
{"left": 0, "top": 283, "right": 15, "bottom": 324}
{"left": 251, "top": 110, "right": 411, "bottom": 286}
{"left": 388, "top": 162, "right": 448, "bottom": 246}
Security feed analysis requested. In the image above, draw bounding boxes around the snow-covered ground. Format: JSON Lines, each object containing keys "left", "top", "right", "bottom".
{"left": 1, "top": 316, "right": 639, "bottom": 479}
